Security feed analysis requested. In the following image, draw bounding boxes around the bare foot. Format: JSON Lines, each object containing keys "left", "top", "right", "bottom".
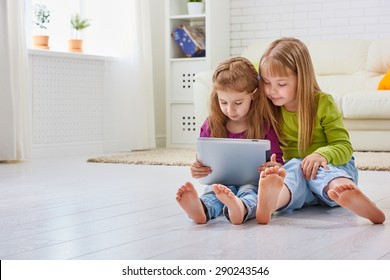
{"left": 256, "top": 166, "right": 287, "bottom": 224}
{"left": 328, "top": 184, "right": 385, "bottom": 224}
{"left": 176, "top": 182, "right": 207, "bottom": 224}
{"left": 213, "top": 184, "right": 247, "bottom": 225}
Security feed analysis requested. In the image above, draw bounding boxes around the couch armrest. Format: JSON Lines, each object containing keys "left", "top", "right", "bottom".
{"left": 193, "top": 70, "right": 213, "bottom": 134}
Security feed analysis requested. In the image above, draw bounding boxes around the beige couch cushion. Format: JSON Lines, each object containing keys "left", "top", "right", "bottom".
{"left": 367, "top": 39, "right": 390, "bottom": 73}
{"left": 308, "top": 39, "right": 370, "bottom": 75}
{"left": 240, "top": 39, "right": 274, "bottom": 68}
{"left": 342, "top": 91, "right": 390, "bottom": 119}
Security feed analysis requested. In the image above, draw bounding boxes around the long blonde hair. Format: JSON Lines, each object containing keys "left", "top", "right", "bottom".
{"left": 259, "top": 37, "right": 321, "bottom": 154}
{"left": 208, "top": 56, "right": 269, "bottom": 139}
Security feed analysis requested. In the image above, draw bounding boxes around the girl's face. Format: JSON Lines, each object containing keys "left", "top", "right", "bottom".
{"left": 216, "top": 89, "right": 254, "bottom": 122}
{"left": 261, "top": 72, "right": 298, "bottom": 112}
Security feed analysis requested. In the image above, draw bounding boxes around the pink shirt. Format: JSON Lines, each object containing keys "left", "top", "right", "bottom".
{"left": 199, "top": 118, "right": 284, "bottom": 164}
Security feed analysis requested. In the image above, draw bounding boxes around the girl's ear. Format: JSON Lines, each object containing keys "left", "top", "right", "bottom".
{"left": 251, "top": 88, "right": 258, "bottom": 100}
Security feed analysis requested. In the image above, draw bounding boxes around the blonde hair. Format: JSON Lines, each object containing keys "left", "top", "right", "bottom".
{"left": 259, "top": 37, "right": 321, "bottom": 154}
{"left": 208, "top": 56, "right": 269, "bottom": 139}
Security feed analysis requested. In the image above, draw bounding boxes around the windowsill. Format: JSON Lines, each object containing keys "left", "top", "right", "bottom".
{"left": 28, "top": 48, "right": 110, "bottom": 61}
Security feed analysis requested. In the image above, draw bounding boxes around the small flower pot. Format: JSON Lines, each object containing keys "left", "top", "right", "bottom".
{"left": 32, "top": 35, "right": 49, "bottom": 50}
{"left": 68, "top": 39, "right": 83, "bottom": 52}
{"left": 187, "top": 2, "right": 204, "bottom": 15}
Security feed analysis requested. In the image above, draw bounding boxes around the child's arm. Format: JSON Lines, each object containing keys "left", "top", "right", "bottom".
{"left": 302, "top": 93, "right": 352, "bottom": 179}
{"left": 301, "top": 153, "right": 329, "bottom": 180}
{"left": 265, "top": 125, "right": 284, "bottom": 164}
{"left": 190, "top": 157, "right": 212, "bottom": 179}
{"left": 192, "top": 118, "right": 213, "bottom": 178}
{"left": 314, "top": 93, "right": 353, "bottom": 165}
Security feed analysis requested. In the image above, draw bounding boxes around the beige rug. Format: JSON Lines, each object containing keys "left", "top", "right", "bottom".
{"left": 87, "top": 148, "right": 196, "bottom": 166}
{"left": 353, "top": 151, "right": 390, "bottom": 171}
{"left": 87, "top": 148, "right": 390, "bottom": 171}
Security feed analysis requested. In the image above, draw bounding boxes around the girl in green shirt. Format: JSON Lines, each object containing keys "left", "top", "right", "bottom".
{"left": 256, "top": 37, "right": 385, "bottom": 224}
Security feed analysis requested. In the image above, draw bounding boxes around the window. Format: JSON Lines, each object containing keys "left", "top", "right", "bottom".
{"left": 27, "top": 0, "right": 136, "bottom": 56}
{"left": 28, "top": 0, "right": 82, "bottom": 52}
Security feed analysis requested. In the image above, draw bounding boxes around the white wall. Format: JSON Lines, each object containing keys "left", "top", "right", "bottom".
{"left": 230, "top": 0, "right": 390, "bottom": 55}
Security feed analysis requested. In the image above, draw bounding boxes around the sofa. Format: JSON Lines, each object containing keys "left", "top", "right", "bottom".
{"left": 193, "top": 38, "right": 390, "bottom": 151}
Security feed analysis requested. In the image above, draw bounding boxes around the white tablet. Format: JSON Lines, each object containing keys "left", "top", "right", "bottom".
{"left": 196, "top": 137, "right": 271, "bottom": 186}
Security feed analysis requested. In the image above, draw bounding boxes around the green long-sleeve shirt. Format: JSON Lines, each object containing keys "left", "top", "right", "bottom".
{"left": 281, "top": 92, "right": 353, "bottom": 165}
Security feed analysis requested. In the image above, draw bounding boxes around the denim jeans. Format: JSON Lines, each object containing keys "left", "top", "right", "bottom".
{"left": 281, "top": 157, "right": 358, "bottom": 211}
{"left": 200, "top": 184, "right": 258, "bottom": 222}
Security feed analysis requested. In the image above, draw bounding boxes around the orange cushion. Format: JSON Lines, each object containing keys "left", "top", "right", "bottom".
{"left": 378, "top": 70, "right": 390, "bottom": 90}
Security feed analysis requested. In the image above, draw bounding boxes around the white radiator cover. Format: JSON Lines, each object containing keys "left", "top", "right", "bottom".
{"left": 30, "top": 51, "right": 106, "bottom": 158}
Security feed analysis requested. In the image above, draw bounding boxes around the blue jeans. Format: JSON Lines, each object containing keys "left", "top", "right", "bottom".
{"left": 199, "top": 184, "right": 258, "bottom": 222}
{"left": 280, "top": 157, "right": 358, "bottom": 212}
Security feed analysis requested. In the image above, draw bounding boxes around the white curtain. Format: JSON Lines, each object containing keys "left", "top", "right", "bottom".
{"left": 0, "top": 0, "right": 31, "bottom": 160}
{"left": 87, "top": 0, "right": 156, "bottom": 151}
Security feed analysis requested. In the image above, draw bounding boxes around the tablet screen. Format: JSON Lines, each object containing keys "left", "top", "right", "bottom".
{"left": 196, "top": 138, "right": 270, "bottom": 186}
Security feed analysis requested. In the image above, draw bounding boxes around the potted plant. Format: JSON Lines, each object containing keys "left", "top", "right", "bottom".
{"left": 187, "top": 0, "right": 204, "bottom": 15}
{"left": 68, "top": 13, "right": 91, "bottom": 52}
{"left": 32, "top": 3, "right": 51, "bottom": 49}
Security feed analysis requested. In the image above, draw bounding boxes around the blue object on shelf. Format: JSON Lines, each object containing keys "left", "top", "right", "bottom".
{"left": 172, "top": 25, "right": 205, "bottom": 57}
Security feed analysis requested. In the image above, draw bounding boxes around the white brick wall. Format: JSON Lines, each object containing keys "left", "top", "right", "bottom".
{"left": 230, "top": 0, "right": 390, "bottom": 55}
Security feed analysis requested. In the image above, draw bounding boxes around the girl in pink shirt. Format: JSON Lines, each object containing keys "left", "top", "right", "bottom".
{"left": 176, "top": 57, "right": 283, "bottom": 225}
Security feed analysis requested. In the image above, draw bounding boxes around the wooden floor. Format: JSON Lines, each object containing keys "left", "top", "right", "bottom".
{"left": 1, "top": 155, "right": 390, "bottom": 260}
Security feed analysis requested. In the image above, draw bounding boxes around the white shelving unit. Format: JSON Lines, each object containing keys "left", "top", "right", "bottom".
{"left": 165, "top": 0, "right": 229, "bottom": 147}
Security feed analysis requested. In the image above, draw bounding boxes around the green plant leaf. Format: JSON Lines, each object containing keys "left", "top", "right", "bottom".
{"left": 33, "top": 3, "right": 51, "bottom": 31}
{"left": 70, "top": 13, "right": 91, "bottom": 39}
